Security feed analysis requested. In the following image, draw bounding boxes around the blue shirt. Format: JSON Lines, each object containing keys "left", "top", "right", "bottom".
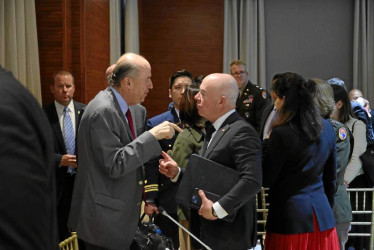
{"left": 110, "top": 86, "right": 129, "bottom": 122}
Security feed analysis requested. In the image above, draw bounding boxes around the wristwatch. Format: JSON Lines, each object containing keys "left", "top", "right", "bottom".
{"left": 211, "top": 206, "right": 218, "bottom": 218}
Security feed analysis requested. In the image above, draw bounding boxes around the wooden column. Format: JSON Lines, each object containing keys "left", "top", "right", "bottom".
{"left": 36, "top": 0, "right": 110, "bottom": 105}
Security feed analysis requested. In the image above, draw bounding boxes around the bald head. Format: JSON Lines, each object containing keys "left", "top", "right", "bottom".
{"left": 194, "top": 73, "right": 238, "bottom": 122}
{"left": 206, "top": 73, "right": 238, "bottom": 106}
{"left": 111, "top": 53, "right": 153, "bottom": 105}
{"left": 116, "top": 53, "right": 150, "bottom": 69}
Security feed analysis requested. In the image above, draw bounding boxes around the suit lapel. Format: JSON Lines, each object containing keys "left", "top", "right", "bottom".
{"left": 204, "top": 123, "right": 231, "bottom": 157}
{"left": 203, "top": 112, "right": 240, "bottom": 158}
{"left": 50, "top": 103, "right": 66, "bottom": 152}
{"left": 73, "top": 101, "right": 82, "bottom": 128}
{"left": 106, "top": 88, "right": 134, "bottom": 140}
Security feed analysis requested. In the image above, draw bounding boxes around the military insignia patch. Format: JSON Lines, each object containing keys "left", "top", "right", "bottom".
{"left": 339, "top": 127, "right": 347, "bottom": 140}
{"left": 262, "top": 91, "right": 267, "bottom": 99}
{"left": 243, "top": 95, "right": 253, "bottom": 104}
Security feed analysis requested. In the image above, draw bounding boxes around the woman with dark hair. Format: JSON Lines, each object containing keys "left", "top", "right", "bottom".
{"left": 330, "top": 84, "right": 369, "bottom": 250}
{"left": 171, "top": 82, "right": 206, "bottom": 168}
{"left": 262, "top": 72, "right": 339, "bottom": 249}
{"left": 330, "top": 84, "right": 367, "bottom": 186}
{"left": 170, "top": 82, "right": 206, "bottom": 250}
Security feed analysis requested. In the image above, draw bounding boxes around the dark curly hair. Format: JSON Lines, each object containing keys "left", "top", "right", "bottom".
{"left": 272, "top": 72, "right": 322, "bottom": 142}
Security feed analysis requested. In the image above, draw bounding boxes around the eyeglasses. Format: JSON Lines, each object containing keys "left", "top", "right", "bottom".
{"left": 231, "top": 71, "right": 247, "bottom": 77}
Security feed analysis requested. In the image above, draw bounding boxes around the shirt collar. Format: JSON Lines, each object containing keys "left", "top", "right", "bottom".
{"left": 110, "top": 86, "right": 129, "bottom": 116}
{"left": 55, "top": 100, "right": 74, "bottom": 114}
{"left": 212, "top": 109, "right": 236, "bottom": 131}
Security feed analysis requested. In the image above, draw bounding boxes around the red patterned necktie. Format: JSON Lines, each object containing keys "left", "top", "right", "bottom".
{"left": 126, "top": 109, "right": 136, "bottom": 138}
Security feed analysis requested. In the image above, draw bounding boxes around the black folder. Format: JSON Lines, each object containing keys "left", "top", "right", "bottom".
{"left": 175, "top": 154, "right": 239, "bottom": 222}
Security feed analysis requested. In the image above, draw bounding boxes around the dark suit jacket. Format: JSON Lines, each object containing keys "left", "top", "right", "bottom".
{"left": 236, "top": 81, "right": 272, "bottom": 134}
{"left": 197, "top": 111, "right": 262, "bottom": 250}
{"left": 0, "top": 67, "right": 58, "bottom": 249}
{"left": 145, "top": 104, "right": 180, "bottom": 213}
{"left": 262, "top": 119, "right": 337, "bottom": 234}
{"left": 43, "top": 101, "right": 85, "bottom": 203}
{"left": 68, "top": 87, "right": 162, "bottom": 249}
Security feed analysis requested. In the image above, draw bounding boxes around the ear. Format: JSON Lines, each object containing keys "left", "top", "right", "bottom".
{"left": 336, "top": 100, "right": 343, "bottom": 109}
{"left": 121, "top": 77, "right": 132, "bottom": 89}
{"left": 168, "top": 88, "right": 172, "bottom": 99}
{"left": 49, "top": 84, "right": 54, "bottom": 93}
{"left": 219, "top": 95, "right": 227, "bottom": 106}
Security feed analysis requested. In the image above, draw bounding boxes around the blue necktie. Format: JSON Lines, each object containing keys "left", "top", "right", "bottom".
{"left": 64, "top": 106, "right": 76, "bottom": 174}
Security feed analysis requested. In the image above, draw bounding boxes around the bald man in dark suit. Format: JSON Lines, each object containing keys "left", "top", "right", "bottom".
{"left": 160, "top": 73, "right": 262, "bottom": 250}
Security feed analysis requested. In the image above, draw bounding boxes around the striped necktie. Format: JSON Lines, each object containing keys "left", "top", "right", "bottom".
{"left": 64, "top": 106, "right": 76, "bottom": 174}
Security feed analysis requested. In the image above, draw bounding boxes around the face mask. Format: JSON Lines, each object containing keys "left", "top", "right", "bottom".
{"left": 356, "top": 97, "right": 366, "bottom": 108}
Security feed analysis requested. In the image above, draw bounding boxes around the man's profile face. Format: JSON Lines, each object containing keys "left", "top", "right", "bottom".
{"left": 194, "top": 78, "right": 217, "bottom": 122}
{"left": 50, "top": 74, "right": 75, "bottom": 106}
{"left": 230, "top": 64, "right": 248, "bottom": 89}
{"left": 169, "top": 76, "right": 192, "bottom": 110}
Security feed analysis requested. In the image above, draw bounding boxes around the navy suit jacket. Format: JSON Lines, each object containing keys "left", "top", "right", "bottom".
{"left": 145, "top": 104, "right": 180, "bottom": 213}
{"left": 262, "top": 119, "right": 337, "bottom": 234}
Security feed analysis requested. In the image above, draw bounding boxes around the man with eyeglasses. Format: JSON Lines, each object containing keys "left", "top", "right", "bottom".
{"left": 230, "top": 60, "right": 271, "bottom": 133}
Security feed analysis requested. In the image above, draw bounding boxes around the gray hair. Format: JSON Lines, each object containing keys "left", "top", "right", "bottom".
{"left": 312, "top": 78, "right": 335, "bottom": 118}
{"left": 110, "top": 62, "right": 139, "bottom": 87}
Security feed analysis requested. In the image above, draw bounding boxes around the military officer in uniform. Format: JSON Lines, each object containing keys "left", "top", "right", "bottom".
{"left": 230, "top": 60, "right": 272, "bottom": 133}
{"left": 144, "top": 69, "right": 193, "bottom": 248}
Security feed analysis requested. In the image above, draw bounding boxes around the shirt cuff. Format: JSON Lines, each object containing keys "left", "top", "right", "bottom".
{"left": 213, "top": 202, "right": 228, "bottom": 219}
{"left": 171, "top": 167, "right": 181, "bottom": 182}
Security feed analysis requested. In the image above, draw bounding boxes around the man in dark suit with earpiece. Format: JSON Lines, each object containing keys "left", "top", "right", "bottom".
{"left": 43, "top": 71, "right": 85, "bottom": 241}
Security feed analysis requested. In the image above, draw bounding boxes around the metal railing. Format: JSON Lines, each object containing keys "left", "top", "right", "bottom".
{"left": 347, "top": 187, "right": 374, "bottom": 249}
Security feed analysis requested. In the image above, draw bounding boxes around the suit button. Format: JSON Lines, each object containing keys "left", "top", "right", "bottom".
{"left": 138, "top": 181, "right": 143, "bottom": 185}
